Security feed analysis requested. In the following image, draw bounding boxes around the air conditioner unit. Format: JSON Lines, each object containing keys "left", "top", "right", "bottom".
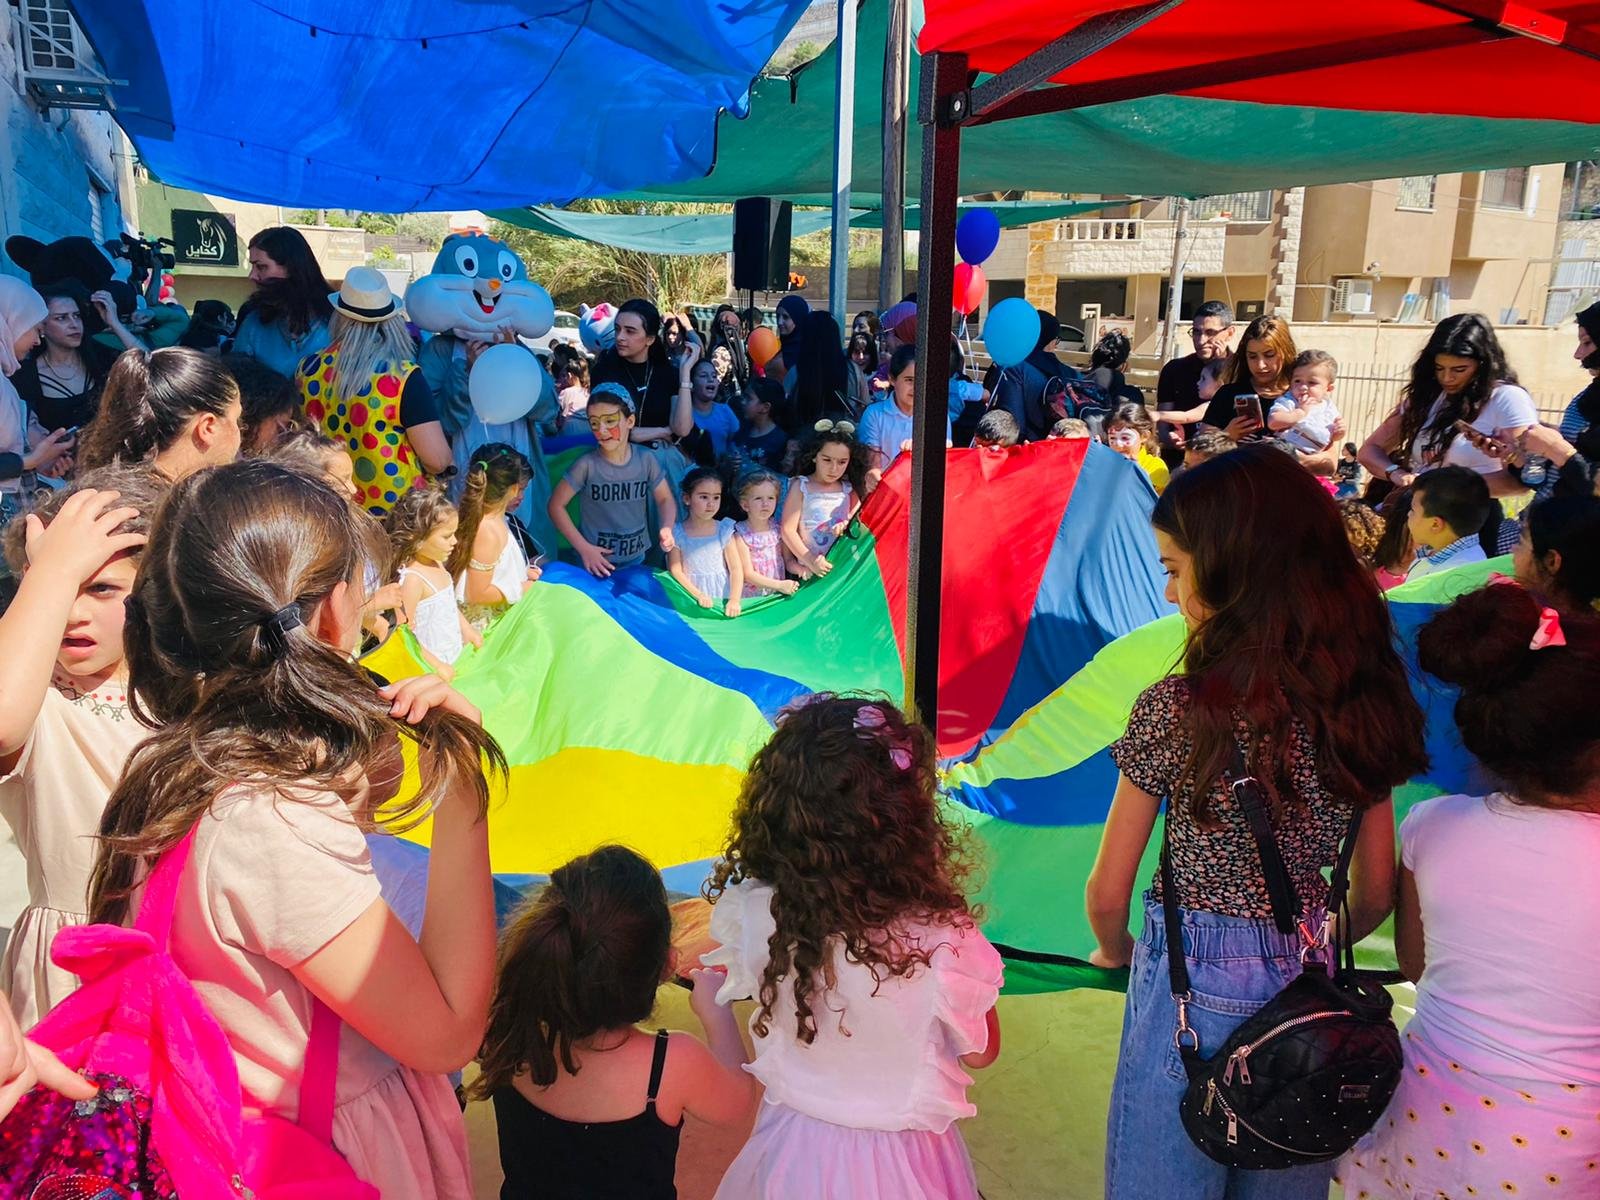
{"left": 14, "top": 0, "right": 120, "bottom": 110}
{"left": 1332, "top": 277, "right": 1374, "bottom": 315}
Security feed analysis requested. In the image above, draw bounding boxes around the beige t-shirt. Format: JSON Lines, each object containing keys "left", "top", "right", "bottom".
{"left": 163, "top": 783, "right": 389, "bottom": 1120}
{"left": 0, "top": 679, "right": 148, "bottom": 913}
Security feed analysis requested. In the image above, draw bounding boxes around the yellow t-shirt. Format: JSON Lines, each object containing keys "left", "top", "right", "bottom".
{"left": 1138, "top": 448, "right": 1171, "bottom": 494}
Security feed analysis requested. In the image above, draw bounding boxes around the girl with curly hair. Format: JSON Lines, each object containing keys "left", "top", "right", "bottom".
{"left": 702, "top": 693, "right": 1003, "bottom": 1199}
{"left": 384, "top": 486, "right": 480, "bottom": 679}
{"left": 779, "top": 422, "right": 867, "bottom": 580}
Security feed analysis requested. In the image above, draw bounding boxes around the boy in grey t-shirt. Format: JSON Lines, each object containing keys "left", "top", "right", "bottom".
{"left": 548, "top": 384, "right": 678, "bottom": 575}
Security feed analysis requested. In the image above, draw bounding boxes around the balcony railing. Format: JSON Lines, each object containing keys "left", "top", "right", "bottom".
{"left": 1194, "top": 191, "right": 1274, "bottom": 222}
{"left": 1063, "top": 219, "right": 1144, "bottom": 242}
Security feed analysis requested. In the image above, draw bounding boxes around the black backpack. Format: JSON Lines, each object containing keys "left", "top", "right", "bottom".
{"left": 1041, "top": 373, "right": 1110, "bottom": 422}
{"left": 1162, "top": 748, "right": 1402, "bottom": 1169}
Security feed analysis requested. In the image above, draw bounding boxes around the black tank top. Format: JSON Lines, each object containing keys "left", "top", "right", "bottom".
{"left": 492, "top": 1029, "right": 681, "bottom": 1200}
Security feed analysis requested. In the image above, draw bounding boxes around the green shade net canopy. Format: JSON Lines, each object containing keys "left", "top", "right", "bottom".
{"left": 619, "top": 0, "right": 1600, "bottom": 206}
{"left": 488, "top": 199, "right": 1116, "bottom": 254}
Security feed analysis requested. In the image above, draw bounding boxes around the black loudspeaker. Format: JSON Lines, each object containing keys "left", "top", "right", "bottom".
{"left": 732, "top": 197, "right": 793, "bottom": 292}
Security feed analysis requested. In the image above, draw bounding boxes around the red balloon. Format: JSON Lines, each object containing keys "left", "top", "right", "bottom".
{"left": 953, "top": 263, "right": 987, "bottom": 314}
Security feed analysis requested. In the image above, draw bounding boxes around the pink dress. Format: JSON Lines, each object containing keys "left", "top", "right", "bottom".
{"left": 703, "top": 880, "right": 1003, "bottom": 1199}
{"left": 162, "top": 784, "right": 472, "bottom": 1200}
{"left": 737, "top": 521, "right": 785, "bottom": 596}
{"left": 0, "top": 677, "right": 149, "bottom": 1027}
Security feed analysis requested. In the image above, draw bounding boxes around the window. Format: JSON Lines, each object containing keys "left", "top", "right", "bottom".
{"left": 1193, "top": 191, "right": 1273, "bottom": 222}
{"left": 1481, "top": 167, "right": 1529, "bottom": 210}
{"left": 1396, "top": 176, "right": 1437, "bottom": 211}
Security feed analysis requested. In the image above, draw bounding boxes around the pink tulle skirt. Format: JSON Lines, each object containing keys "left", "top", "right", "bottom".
{"left": 714, "top": 1102, "right": 980, "bottom": 1199}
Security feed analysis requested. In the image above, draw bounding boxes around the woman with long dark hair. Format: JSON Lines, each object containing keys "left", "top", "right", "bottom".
{"left": 789, "top": 310, "right": 852, "bottom": 425}
{"left": 14, "top": 282, "right": 139, "bottom": 435}
{"left": 230, "top": 226, "right": 334, "bottom": 378}
{"left": 1359, "top": 313, "right": 1536, "bottom": 495}
{"left": 1085, "top": 444, "right": 1428, "bottom": 1198}
{"left": 590, "top": 298, "right": 710, "bottom": 466}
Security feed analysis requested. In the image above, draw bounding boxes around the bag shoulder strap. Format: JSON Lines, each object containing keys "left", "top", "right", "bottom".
{"left": 133, "top": 828, "right": 198, "bottom": 947}
{"left": 134, "top": 820, "right": 343, "bottom": 1145}
{"left": 298, "top": 999, "right": 341, "bottom": 1143}
{"left": 1227, "top": 740, "right": 1300, "bottom": 936}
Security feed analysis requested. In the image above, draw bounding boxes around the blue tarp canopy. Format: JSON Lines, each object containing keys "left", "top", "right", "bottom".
{"left": 71, "top": 0, "right": 811, "bottom": 210}
{"left": 489, "top": 199, "right": 1119, "bottom": 253}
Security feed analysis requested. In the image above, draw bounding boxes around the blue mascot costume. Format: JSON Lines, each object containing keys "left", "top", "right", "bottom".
{"left": 406, "top": 234, "right": 560, "bottom": 550}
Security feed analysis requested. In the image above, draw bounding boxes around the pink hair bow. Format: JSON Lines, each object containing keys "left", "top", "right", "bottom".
{"left": 1530, "top": 606, "right": 1566, "bottom": 651}
{"left": 854, "top": 704, "right": 913, "bottom": 771}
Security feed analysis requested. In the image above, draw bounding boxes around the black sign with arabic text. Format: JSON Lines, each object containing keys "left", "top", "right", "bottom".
{"left": 171, "top": 209, "right": 239, "bottom": 267}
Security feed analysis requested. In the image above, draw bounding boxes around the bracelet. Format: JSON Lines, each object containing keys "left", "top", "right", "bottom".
{"left": 468, "top": 558, "right": 496, "bottom": 572}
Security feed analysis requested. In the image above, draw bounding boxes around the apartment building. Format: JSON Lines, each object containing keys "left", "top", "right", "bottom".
{"left": 983, "top": 165, "right": 1569, "bottom": 354}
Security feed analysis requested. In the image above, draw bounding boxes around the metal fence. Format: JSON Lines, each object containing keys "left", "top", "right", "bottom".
{"left": 1332, "top": 362, "right": 1570, "bottom": 445}
{"left": 1085, "top": 357, "right": 1571, "bottom": 445}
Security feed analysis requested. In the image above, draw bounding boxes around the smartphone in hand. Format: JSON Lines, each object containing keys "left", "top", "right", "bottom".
{"left": 1233, "top": 393, "right": 1264, "bottom": 429}
{"left": 1453, "top": 419, "right": 1506, "bottom": 457}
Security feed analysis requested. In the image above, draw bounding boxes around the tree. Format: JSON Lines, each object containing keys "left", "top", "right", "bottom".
{"left": 489, "top": 201, "right": 732, "bottom": 311}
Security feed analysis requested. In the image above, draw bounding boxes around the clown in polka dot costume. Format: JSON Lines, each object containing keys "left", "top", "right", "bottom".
{"left": 299, "top": 352, "right": 426, "bottom": 515}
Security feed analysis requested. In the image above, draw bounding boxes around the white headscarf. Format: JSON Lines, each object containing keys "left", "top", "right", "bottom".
{"left": 0, "top": 275, "right": 47, "bottom": 376}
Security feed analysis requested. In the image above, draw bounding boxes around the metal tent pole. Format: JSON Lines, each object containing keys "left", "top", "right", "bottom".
{"left": 828, "top": 0, "right": 858, "bottom": 326}
{"left": 878, "top": 0, "right": 910, "bottom": 309}
{"left": 905, "top": 49, "right": 966, "bottom": 729}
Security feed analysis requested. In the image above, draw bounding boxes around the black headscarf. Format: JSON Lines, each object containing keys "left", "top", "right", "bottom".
{"left": 1575, "top": 301, "right": 1600, "bottom": 425}
{"left": 776, "top": 294, "right": 810, "bottom": 369}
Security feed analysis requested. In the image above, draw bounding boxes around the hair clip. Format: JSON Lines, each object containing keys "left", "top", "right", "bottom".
{"left": 814, "top": 419, "right": 857, "bottom": 437}
{"left": 1530, "top": 606, "right": 1566, "bottom": 651}
{"left": 261, "top": 603, "right": 303, "bottom": 655}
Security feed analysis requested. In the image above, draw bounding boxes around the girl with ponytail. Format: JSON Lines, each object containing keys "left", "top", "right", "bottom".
{"left": 449, "top": 441, "right": 539, "bottom": 628}
{"left": 469, "top": 844, "right": 752, "bottom": 1200}
{"left": 77, "top": 346, "right": 242, "bottom": 479}
{"left": 89, "top": 459, "right": 505, "bottom": 1200}
{"left": 1342, "top": 584, "right": 1600, "bottom": 1199}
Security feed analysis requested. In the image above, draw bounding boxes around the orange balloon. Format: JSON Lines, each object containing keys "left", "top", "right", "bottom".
{"left": 747, "top": 326, "right": 779, "bottom": 367}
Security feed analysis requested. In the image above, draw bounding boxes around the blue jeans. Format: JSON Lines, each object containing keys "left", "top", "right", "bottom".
{"left": 1103, "top": 896, "right": 1335, "bottom": 1200}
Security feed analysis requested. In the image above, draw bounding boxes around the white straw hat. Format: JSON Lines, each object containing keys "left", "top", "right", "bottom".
{"left": 330, "top": 266, "right": 398, "bottom": 323}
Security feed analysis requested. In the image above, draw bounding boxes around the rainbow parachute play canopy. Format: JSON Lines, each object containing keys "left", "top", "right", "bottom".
{"left": 363, "top": 440, "right": 1497, "bottom": 992}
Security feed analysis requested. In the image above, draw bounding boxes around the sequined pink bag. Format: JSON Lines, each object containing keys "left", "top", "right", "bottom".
{"left": 0, "top": 831, "right": 377, "bottom": 1200}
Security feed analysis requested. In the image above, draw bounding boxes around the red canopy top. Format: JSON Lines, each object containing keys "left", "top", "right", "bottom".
{"left": 918, "top": 0, "right": 1600, "bottom": 122}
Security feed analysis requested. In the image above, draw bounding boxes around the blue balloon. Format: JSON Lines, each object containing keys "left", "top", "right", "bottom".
{"left": 956, "top": 208, "right": 1001, "bottom": 265}
{"left": 982, "top": 297, "right": 1041, "bottom": 369}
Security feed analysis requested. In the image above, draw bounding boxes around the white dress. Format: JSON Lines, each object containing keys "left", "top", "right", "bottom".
{"left": 703, "top": 880, "right": 1003, "bottom": 1199}
{"left": 399, "top": 567, "right": 464, "bottom": 665}
{"left": 1338, "top": 794, "right": 1600, "bottom": 1198}
{"left": 454, "top": 517, "right": 528, "bottom": 630}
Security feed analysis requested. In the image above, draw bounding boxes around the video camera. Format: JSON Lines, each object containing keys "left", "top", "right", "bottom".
{"left": 111, "top": 232, "right": 176, "bottom": 289}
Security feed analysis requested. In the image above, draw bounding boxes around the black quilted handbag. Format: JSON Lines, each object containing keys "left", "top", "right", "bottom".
{"left": 1161, "top": 750, "right": 1403, "bottom": 1169}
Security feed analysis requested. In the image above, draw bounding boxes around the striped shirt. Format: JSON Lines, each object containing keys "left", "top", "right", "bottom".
{"left": 1560, "top": 393, "right": 1593, "bottom": 442}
